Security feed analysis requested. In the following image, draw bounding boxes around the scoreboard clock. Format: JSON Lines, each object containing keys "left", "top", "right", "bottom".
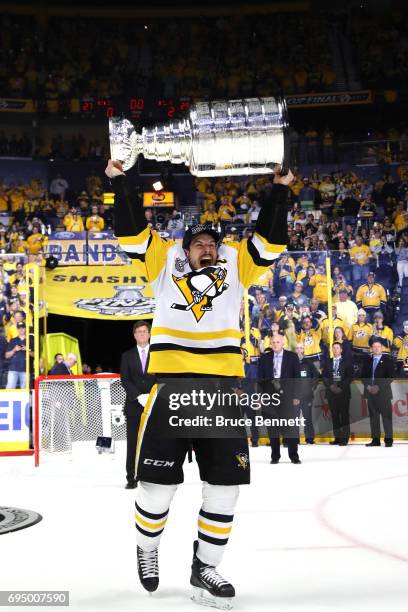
{"left": 80, "top": 97, "right": 191, "bottom": 120}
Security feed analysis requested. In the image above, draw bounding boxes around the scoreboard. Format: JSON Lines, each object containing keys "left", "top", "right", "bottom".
{"left": 80, "top": 97, "right": 192, "bottom": 120}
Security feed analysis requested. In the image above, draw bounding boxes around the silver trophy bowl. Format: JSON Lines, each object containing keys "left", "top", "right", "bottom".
{"left": 109, "top": 97, "right": 289, "bottom": 177}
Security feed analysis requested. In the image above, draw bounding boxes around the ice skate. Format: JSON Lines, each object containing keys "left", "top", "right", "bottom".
{"left": 137, "top": 546, "right": 159, "bottom": 593}
{"left": 190, "top": 541, "right": 235, "bottom": 610}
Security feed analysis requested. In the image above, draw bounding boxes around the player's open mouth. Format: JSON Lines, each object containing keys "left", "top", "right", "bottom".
{"left": 200, "top": 256, "right": 212, "bottom": 266}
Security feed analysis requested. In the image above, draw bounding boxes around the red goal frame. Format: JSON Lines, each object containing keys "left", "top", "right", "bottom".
{"left": 0, "top": 374, "right": 120, "bottom": 467}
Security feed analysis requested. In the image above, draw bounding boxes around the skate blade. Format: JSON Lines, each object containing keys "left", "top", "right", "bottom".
{"left": 191, "top": 587, "right": 233, "bottom": 610}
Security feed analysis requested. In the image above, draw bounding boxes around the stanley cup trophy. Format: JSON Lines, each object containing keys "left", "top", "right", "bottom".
{"left": 109, "top": 97, "right": 289, "bottom": 177}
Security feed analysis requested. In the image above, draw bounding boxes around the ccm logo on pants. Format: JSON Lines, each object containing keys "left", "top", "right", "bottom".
{"left": 143, "top": 459, "right": 175, "bottom": 467}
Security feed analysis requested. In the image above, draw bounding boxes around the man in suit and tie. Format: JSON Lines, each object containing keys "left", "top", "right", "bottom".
{"left": 121, "top": 320, "right": 155, "bottom": 488}
{"left": 258, "top": 334, "right": 301, "bottom": 464}
{"left": 322, "top": 342, "right": 353, "bottom": 446}
{"left": 361, "top": 339, "right": 394, "bottom": 447}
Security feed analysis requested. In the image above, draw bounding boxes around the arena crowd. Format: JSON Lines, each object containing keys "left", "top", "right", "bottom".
{"left": 1, "top": 162, "right": 408, "bottom": 392}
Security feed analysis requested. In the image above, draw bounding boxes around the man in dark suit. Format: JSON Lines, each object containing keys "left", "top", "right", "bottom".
{"left": 258, "top": 334, "right": 301, "bottom": 464}
{"left": 295, "top": 342, "right": 319, "bottom": 444}
{"left": 361, "top": 339, "right": 394, "bottom": 447}
{"left": 49, "top": 352, "right": 77, "bottom": 375}
{"left": 121, "top": 320, "right": 155, "bottom": 488}
{"left": 322, "top": 342, "right": 353, "bottom": 446}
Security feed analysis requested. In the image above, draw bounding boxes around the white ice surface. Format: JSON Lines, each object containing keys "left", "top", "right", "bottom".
{"left": 1, "top": 441, "right": 408, "bottom": 612}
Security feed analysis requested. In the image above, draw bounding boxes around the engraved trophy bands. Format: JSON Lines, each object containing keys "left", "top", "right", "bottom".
{"left": 109, "top": 97, "right": 289, "bottom": 177}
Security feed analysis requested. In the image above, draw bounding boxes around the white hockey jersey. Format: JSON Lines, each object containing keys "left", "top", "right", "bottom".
{"left": 118, "top": 228, "right": 284, "bottom": 376}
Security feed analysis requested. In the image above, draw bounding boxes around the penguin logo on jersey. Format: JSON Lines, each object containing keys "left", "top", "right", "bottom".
{"left": 236, "top": 452, "right": 249, "bottom": 470}
{"left": 171, "top": 266, "right": 228, "bottom": 322}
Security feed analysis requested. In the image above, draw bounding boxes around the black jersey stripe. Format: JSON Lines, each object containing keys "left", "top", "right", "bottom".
{"left": 199, "top": 509, "right": 234, "bottom": 523}
{"left": 150, "top": 343, "right": 242, "bottom": 355}
{"left": 136, "top": 524, "right": 165, "bottom": 538}
{"left": 247, "top": 237, "right": 281, "bottom": 268}
{"left": 198, "top": 532, "right": 229, "bottom": 546}
{"left": 135, "top": 502, "right": 168, "bottom": 521}
{"left": 121, "top": 251, "right": 146, "bottom": 262}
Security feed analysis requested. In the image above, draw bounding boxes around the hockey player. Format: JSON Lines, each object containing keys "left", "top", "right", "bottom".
{"left": 106, "top": 159, "right": 291, "bottom": 609}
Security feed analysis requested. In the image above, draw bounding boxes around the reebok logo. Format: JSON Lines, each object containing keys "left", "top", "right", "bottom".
{"left": 143, "top": 459, "right": 175, "bottom": 467}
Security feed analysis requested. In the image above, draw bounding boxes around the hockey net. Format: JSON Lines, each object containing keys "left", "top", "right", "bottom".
{"left": 35, "top": 375, "right": 127, "bottom": 459}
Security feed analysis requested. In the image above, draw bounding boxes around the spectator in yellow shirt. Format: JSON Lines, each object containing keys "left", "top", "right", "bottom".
{"left": 289, "top": 175, "right": 303, "bottom": 197}
{"left": 85, "top": 205, "right": 105, "bottom": 232}
{"left": 26, "top": 226, "right": 46, "bottom": 255}
{"left": 393, "top": 203, "right": 408, "bottom": 234}
{"left": 63, "top": 207, "right": 75, "bottom": 229}
{"left": 4, "top": 309, "right": 26, "bottom": 343}
{"left": 235, "top": 193, "right": 252, "bottom": 212}
{"left": 7, "top": 262, "right": 25, "bottom": 287}
{"left": 14, "top": 234, "right": 29, "bottom": 254}
{"left": 370, "top": 311, "right": 393, "bottom": 354}
{"left": 355, "top": 272, "right": 387, "bottom": 323}
{"left": 240, "top": 327, "right": 261, "bottom": 359}
{"left": 332, "top": 273, "right": 353, "bottom": 301}
{"left": 8, "top": 188, "right": 25, "bottom": 212}
{"left": 195, "top": 177, "right": 211, "bottom": 194}
{"left": 276, "top": 255, "right": 296, "bottom": 291}
{"left": 218, "top": 201, "right": 236, "bottom": 223}
{"left": 202, "top": 188, "right": 217, "bottom": 211}
{"left": 319, "top": 175, "right": 336, "bottom": 199}
{"left": 369, "top": 230, "right": 383, "bottom": 257}
{"left": 309, "top": 264, "right": 333, "bottom": 306}
{"left": 296, "top": 315, "right": 322, "bottom": 367}
{"left": 200, "top": 203, "right": 219, "bottom": 225}
{"left": 63, "top": 207, "right": 84, "bottom": 232}
{"left": 320, "top": 305, "right": 349, "bottom": 346}
{"left": 273, "top": 296, "right": 288, "bottom": 322}
{"left": 0, "top": 190, "right": 9, "bottom": 212}
{"left": 349, "top": 235, "right": 371, "bottom": 284}
{"left": 393, "top": 321, "right": 408, "bottom": 375}
{"left": 349, "top": 308, "right": 373, "bottom": 372}
{"left": 218, "top": 191, "right": 233, "bottom": 208}
{"left": 262, "top": 322, "right": 289, "bottom": 352}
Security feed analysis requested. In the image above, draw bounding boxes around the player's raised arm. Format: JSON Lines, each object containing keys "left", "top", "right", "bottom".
{"left": 106, "top": 159, "right": 147, "bottom": 238}
{"left": 238, "top": 170, "right": 293, "bottom": 288}
{"left": 256, "top": 170, "right": 293, "bottom": 248}
{"left": 106, "top": 159, "right": 173, "bottom": 282}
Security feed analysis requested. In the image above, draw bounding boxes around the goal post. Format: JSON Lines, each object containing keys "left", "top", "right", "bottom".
{"left": 34, "top": 374, "right": 127, "bottom": 466}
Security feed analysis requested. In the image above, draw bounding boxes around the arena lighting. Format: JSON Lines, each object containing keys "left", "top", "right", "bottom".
{"left": 153, "top": 180, "right": 164, "bottom": 192}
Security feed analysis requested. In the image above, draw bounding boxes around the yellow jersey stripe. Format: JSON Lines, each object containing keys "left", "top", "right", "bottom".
{"left": 135, "top": 513, "right": 167, "bottom": 530}
{"left": 118, "top": 227, "right": 150, "bottom": 246}
{"left": 148, "top": 351, "right": 244, "bottom": 377}
{"left": 198, "top": 520, "right": 232, "bottom": 535}
{"left": 151, "top": 327, "right": 242, "bottom": 341}
{"left": 135, "top": 385, "right": 158, "bottom": 473}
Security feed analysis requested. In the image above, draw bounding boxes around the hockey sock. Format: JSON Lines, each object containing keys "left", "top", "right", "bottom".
{"left": 197, "top": 482, "right": 239, "bottom": 566}
{"left": 135, "top": 481, "right": 178, "bottom": 552}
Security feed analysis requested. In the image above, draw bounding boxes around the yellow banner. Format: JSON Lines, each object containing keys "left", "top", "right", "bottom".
{"left": 46, "top": 264, "right": 155, "bottom": 320}
{"left": 143, "top": 191, "right": 174, "bottom": 207}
